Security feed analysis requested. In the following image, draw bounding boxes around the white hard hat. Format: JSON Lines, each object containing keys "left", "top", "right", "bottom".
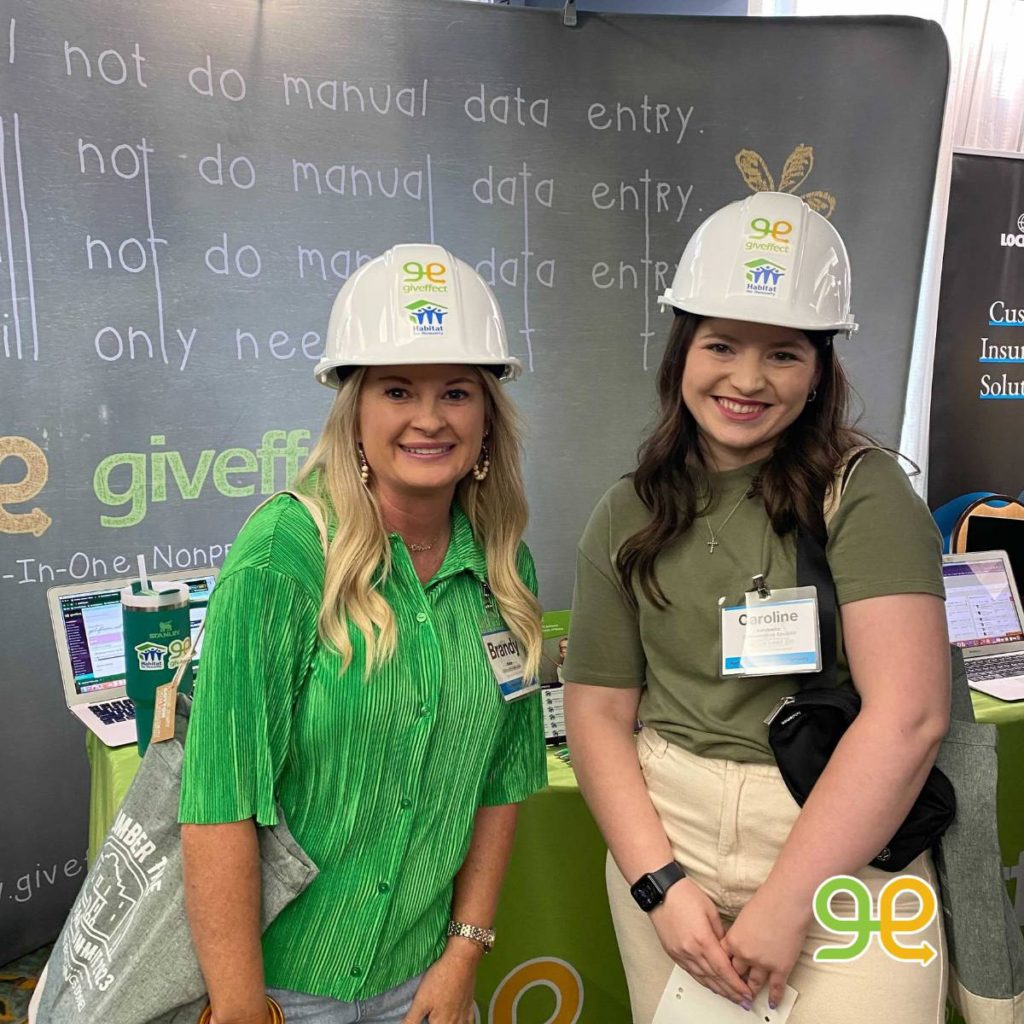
{"left": 315, "top": 243, "right": 522, "bottom": 388}
{"left": 658, "top": 192, "right": 857, "bottom": 335}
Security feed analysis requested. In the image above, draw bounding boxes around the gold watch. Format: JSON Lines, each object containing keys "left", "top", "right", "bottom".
{"left": 447, "top": 919, "right": 496, "bottom": 953}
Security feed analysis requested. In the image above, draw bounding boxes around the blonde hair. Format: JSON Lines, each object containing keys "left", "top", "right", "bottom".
{"left": 295, "top": 367, "right": 543, "bottom": 679}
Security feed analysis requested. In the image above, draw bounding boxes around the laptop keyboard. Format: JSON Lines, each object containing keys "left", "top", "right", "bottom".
{"left": 966, "top": 654, "right": 1024, "bottom": 681}
{"left": 89, "top": 699, "right": 136, "bottom": 725}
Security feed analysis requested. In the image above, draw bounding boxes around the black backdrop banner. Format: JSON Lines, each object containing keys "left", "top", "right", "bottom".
{"left": 1, "top": 1, "right": 947, "bottom": 960}
{"left": 928, "top": 151, "right": 1024, "bottom": 511}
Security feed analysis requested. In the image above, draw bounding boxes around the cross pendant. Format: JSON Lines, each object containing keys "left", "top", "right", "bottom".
{"left": 707, "top": 538, "right": 718, "bottom": 553}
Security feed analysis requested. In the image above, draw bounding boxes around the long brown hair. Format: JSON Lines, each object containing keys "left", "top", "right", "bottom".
{"left": 616, "top": 312, "right": 874, "bottom": 607}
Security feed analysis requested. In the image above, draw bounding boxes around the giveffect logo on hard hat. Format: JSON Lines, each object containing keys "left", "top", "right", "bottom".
{"left": 402, "top": 260, "right": 448, "bottom": 293}
{"left": 746, "top": 217, "right": 793, "bottom": 254}
{"left": 745, "top": 258, "right": 786, "bottom": 296}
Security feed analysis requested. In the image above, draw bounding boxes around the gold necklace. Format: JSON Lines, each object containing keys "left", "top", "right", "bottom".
{"left": 702, "top": 490, "right": 750, "bottom": 554}
{"left": 407, "top": 535, "right": 440, "bottom": 553}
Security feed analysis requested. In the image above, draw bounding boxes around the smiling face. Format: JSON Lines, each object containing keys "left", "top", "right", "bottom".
{"left": 681, "top": 318, "right": 821, "bottom": 471}
{"left": 357, "top": 364, "right": 487, "bottom": 503}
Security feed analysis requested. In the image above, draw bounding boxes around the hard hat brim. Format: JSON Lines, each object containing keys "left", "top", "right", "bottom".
{"left": 656, "top": 293, "right": 857, "bottom": 335}
{"left": 314, "top": 355, "right": 523, "bottom": 390}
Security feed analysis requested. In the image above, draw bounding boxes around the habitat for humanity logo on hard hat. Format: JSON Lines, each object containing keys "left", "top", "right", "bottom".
{"left": 135, "top": 642, "right": 168, "bottom": 671}
{"left": 745, "top": 258, "right": 786, "bottom": 296}
{"left": 406, "top": 300, "right": 448, "bottom": 335}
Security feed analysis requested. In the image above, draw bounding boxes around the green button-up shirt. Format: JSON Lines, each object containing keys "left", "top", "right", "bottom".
{"left": 179, "top": 495, "right": 545, "bottom": 1000}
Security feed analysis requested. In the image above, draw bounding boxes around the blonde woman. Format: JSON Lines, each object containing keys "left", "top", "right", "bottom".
{"left": 179, "top": 245, "right": 545, "bottom": 1024}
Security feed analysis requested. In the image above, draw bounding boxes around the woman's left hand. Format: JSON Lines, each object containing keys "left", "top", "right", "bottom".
{"left": 720, "top": 885, "right": 812, "bottom": 1010}
{"left": 401, "top": 944, "right": 480, "bottom": 1024}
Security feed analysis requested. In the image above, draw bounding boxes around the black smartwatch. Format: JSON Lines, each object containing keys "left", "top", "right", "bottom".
{"left": 629, "top": 861, "right": 686, "bottom": 912}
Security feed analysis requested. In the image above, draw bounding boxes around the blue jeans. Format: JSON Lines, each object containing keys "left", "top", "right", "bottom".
{"left": 268, "top": 974, "right": 424, "bottom": 1023}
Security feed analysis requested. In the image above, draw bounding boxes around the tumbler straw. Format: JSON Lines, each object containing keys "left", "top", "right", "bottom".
{"left": 137, "top": 553, "right": 153, "bottom": 596}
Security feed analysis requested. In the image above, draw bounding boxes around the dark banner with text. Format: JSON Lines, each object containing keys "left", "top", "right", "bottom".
{"left": 929, "top": 151, "right": 1024, "bottom": 515}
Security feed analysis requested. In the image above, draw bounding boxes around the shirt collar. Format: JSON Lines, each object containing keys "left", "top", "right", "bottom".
{"left": 387, "top": 503, "right": 488, "bottom": 586}
{"left": 434, "top": 503, "right": 488, "bottom": 585}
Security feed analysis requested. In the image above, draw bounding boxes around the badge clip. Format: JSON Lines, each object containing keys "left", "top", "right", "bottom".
{"left": 752, "top": 574, "right": 771, "bottom": 600}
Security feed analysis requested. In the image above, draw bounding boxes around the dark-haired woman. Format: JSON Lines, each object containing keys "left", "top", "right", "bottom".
{"left": 563, "top": 193, "right": 949, "bottom": 1024}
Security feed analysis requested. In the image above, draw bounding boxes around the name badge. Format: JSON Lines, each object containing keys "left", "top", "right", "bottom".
{"left": 720, "top": 585, "right": 821, "bottom": 677}
{"left": 481, "top": 627, "right": 538, "bottom": 702}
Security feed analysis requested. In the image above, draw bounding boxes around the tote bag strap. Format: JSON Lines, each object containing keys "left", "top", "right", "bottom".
{"left": 242, "top": 488, "right": 331, "bottom": 556}
{"left": 175, "top": 488, "right": 329, "bottom": 687}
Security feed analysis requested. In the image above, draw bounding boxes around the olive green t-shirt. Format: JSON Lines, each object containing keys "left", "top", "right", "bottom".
{"left": 562, "top": 450, "right": 945, "bottom": 763}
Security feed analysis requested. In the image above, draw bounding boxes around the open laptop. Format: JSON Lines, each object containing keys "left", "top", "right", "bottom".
{"left": 942, "top": 550, "right": 1024, "bottom": 701}
{"left": 47, "top": 570, "right": 218, "bottom": 747}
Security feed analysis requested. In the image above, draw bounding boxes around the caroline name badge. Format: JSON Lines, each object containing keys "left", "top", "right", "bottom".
{"left": 720, "top": 586, "right": 821, "bottom": 677}
{"left": 481, "top": 628, "right": 538, "bottom": 702}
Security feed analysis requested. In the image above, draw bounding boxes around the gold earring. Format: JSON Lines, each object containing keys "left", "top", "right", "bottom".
{"left": 472, "top": 442, "right": 491, "bottom": 482}
{"left": 357, "top": 443, "right": 370, "bottom": 485}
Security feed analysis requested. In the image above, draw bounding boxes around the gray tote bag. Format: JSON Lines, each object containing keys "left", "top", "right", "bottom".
{"left": 31, "top": 693, "right": 319, "bottom": 1024}
{"left": 33, "top": 491, "right": 327, "bottom": 1024}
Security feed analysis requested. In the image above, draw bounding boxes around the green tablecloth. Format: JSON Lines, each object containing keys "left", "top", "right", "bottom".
{"left": 86, "top": 692, "right": 1024, "bottom": 1022}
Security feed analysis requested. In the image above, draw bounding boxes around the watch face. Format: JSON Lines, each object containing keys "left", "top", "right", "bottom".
{"left": 630, "top": 876, "right": 662, "bottom": 912}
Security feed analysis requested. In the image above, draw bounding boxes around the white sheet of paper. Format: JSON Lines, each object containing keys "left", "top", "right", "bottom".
{"left": 652, "top": 966, "right": 798, "bottom": 1024}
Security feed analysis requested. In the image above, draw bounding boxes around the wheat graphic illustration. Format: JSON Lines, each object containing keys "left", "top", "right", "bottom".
{"left": 734, "top": 144, "right": 836, "bottom": 218}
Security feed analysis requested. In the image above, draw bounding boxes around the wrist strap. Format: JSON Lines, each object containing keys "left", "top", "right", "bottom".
{"left": 650, "top": 860, "right": 686, "bottom": 891}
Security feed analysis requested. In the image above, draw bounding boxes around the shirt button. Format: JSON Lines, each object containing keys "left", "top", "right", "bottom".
{"left": 377, "top": 880, "right": 390, "bottom": 894}
{"left": 351, "top": 966, "right": 362, "bottom": 977}
{"left": 415, "top": 611, "right": 428, "bottom": 623}
{"left": 400, "top": 797, "right": 412, "bottom": 809}
{"left": 419, "top": 704, "right": 430, "bottom": 717}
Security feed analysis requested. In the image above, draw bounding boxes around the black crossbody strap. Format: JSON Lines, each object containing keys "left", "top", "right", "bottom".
{"left": 795, "top": 525, "right": 838, "bottom": 689}
{"left": 795, "top": 447, "right": 879, "bottom": 690}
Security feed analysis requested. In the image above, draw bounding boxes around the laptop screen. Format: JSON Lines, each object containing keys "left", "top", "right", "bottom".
{"left": 942, "top": 558, "right": 1024, "bottom": 649}
{"left": 56, "top": 575, "right": 217, "bottom": 696}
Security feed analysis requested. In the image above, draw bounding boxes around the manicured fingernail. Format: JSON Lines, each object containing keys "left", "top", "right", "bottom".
{"left": 769, "top": 1001, "right": 778, "bottom": 1011}
{"left": 741, "top": 1000, "right": 752, "bottom": 1011}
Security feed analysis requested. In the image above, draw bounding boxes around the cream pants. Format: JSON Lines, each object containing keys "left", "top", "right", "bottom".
{"left": 606, "top": 727, "right": 948, "bottom": 1024}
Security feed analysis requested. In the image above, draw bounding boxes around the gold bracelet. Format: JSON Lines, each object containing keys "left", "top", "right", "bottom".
{"left": 197, "top": 994, "right": 285, "bottom": 1024}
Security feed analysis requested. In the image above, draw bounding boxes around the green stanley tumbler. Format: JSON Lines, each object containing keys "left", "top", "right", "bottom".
{"left": 120, "top": 581, "right": 192, "bottom": 756}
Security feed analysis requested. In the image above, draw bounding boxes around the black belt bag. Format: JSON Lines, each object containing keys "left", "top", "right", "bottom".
{"left": 766, "top": 515, "right": 955, "bottom": 872}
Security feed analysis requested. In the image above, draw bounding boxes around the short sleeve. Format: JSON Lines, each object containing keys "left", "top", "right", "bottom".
{"left": 561, "top": 490, "right": 646, "bottom": 687}
{"left": 827, "top": 450, "right": 945, "bottom": 606}
{"left": 479, "top": 544, "right": 546, "bottom": 806}
{"left": 179, "top": 564, "right": 319, "bottom": 827}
